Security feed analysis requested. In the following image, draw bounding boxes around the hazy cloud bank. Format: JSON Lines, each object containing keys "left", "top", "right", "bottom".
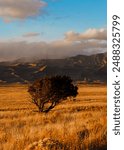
{"left": 0, "top": 28, "right": 107, "bottom": 62}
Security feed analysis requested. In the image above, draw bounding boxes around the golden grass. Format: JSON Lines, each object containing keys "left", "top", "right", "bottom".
{"left": 0, "top": 84, "right": 107, "bottom": 150}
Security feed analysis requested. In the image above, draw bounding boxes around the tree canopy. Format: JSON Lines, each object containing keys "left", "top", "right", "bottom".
{"left": 28, "top": 75, "right": 78, "bottom": 112}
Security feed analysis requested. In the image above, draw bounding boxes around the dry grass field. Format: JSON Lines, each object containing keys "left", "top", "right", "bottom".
{"left": 0, "top": 84, "right": 107, "bottom": 150}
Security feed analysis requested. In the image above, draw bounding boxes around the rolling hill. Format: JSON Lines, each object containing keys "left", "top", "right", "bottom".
{"left": 0, "top": 52, "right": 107, "bottom": 83}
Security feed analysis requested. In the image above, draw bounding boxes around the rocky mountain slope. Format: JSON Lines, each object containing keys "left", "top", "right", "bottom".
{"left": 0, "top": 52, "right": 107, "bottom": 83}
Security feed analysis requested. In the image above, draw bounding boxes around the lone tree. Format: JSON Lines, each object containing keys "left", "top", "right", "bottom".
{"left": 28, "top": 75, "right": 78, "bottom": 113}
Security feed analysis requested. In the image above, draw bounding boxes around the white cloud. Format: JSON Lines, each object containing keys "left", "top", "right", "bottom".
{"left": 23, "top": 32, "right": 40, "bottom": 37}
{"left": 65, "top": 28, "right": 107, "bottom": 41}
{"left": 0, "top": 0, "right": 47, "bottom": 21}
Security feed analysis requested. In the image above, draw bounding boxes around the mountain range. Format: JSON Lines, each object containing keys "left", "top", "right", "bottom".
{"left": 0, "top": 52, "right": 107, "bottom": 83}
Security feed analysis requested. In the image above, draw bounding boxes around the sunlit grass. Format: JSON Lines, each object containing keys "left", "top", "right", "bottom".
{"left": 0, "top": 84, "right": 107, "bottom": 150}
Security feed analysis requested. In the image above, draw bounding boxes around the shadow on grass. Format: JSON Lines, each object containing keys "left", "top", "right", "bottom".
{"left": 0, "top": 108, "right": 34, "bottom": 112}
{"left": 89, "top": 144, "right": 107, "bottom": 150}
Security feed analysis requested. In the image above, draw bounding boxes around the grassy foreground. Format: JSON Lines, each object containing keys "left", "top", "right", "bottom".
{"left": 0, "top": 84, "right": 107, "bottom": 150}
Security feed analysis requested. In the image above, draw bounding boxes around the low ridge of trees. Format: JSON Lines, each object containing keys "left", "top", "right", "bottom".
{"left": 28, "top": 75, "right": 78, "bottom": 113}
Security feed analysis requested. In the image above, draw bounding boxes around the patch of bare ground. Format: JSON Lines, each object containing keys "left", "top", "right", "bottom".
{"left": 0, "top": 84, "right": 107, "bottom": 150}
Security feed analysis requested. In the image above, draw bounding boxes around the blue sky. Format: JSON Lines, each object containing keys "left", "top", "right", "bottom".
{"left": 0, "top": 0, "right": 107, "bottom": 61}
{"left": 0, "top": 0, "right": 107, "bottom": 41}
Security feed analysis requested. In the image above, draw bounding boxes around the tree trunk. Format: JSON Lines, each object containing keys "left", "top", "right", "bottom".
{"left": 43, "top": 101, "right": 56, "bottom": 113}
{"left": 38, "top": 102, "right": 45, "bottom": 112}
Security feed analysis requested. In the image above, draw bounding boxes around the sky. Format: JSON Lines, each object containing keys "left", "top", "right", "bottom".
{"left": 0, "top": 0, "right": 107, "bottom": 61}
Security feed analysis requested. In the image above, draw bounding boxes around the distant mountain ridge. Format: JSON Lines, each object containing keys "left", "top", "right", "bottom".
{"left": 0, "top": 52, "right": 107, "bottom": 83}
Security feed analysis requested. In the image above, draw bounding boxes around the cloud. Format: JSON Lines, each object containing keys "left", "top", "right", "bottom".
{"left": 0, "top": 28, "right": 107, "bottom": 61}
{"left": 65, "top": 28, "right": 107, "bottom": 41}
{"left": 0, "top": 0, "right": 47, "bottom": 21}
{"left": 23, "top": 32, "right": 40, "bottom": 37}
{"left": 0, "top": 39, "right": 106, "bottom": 61}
